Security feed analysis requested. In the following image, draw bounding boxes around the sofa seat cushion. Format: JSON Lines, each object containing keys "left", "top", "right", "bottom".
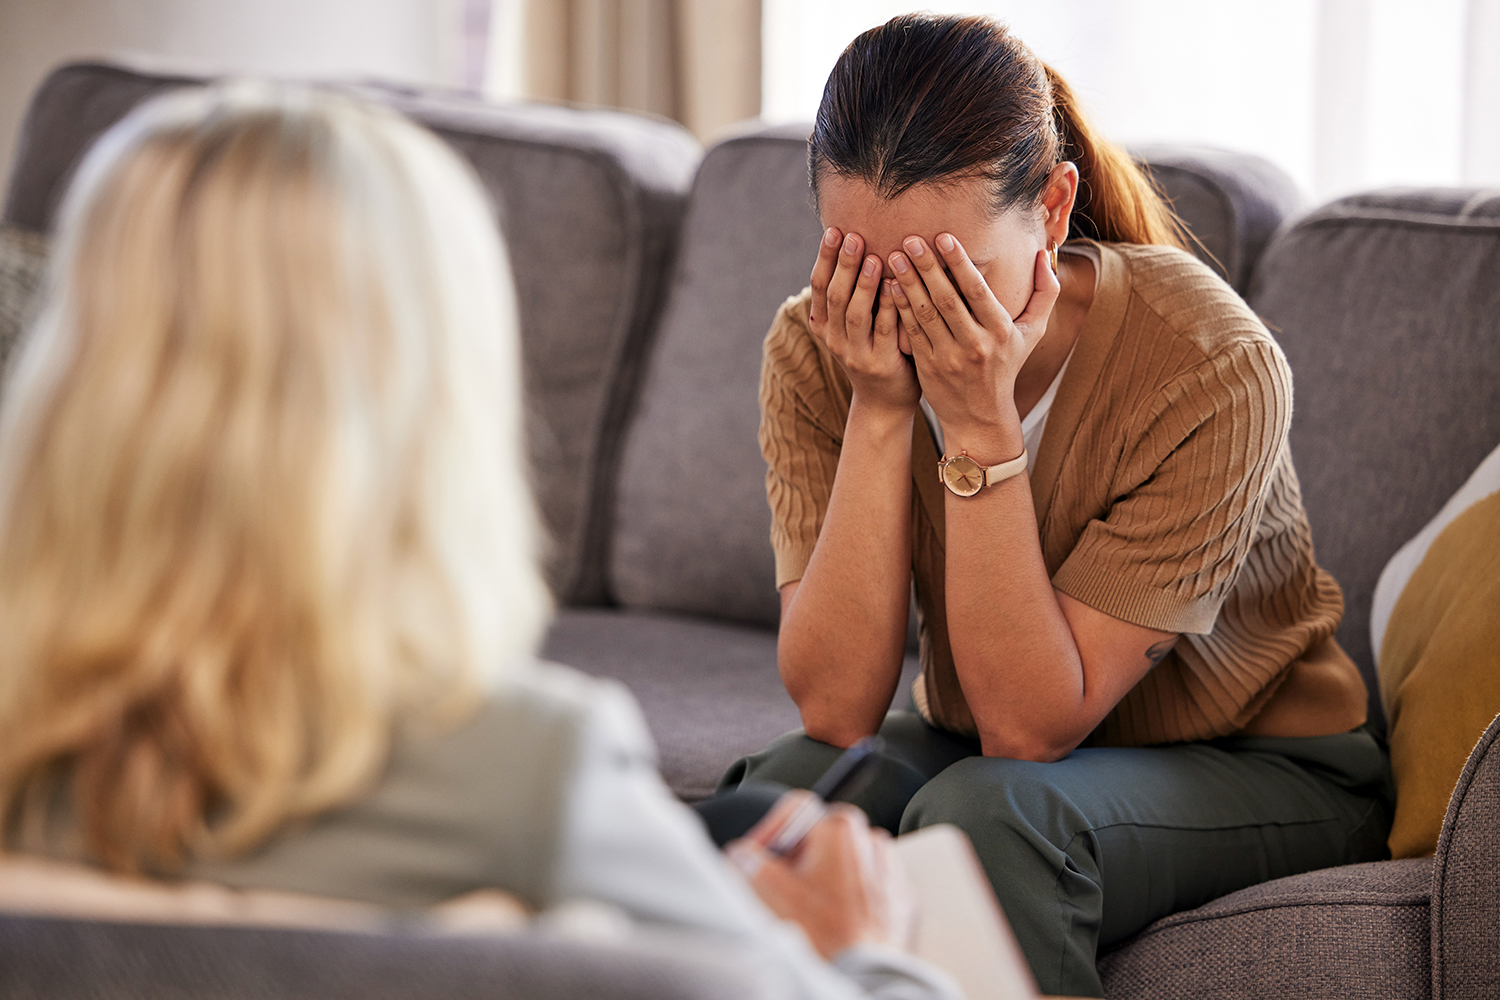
{"left": 1098, "top": 858, "right": 1432, "bottom": 999}
{"left": 542, "top": 608, "right": 917, "bottom": 800}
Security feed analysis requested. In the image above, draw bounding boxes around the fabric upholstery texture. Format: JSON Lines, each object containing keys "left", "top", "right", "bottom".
{"left": 1431, "top": 712, "right": 1500, "bottom": 999}
{"left": 0, "top": 224, "right": 47, "bottom": 370}
{"left": 542, "top": 607, "right": 918, "bottom": 800}
{"left": 1245, "top": 190, "right": 1500, "bottom": 731}
{"left": 1, "top": 64, "right": 203, "bottom": 232}
{"left": 0, "top": 914, "right": 772, "bottom": 1000}
{"left": 1132, "top": 144, "right": 1302, "bottom": 293}
{"left": 610, "top": 124, "right": 820, "bottom": 627}
{"left": 1, "top": 62, "right": 701, "bottom": 605}
{"left": 1098, "top": 858, "right": 1433, "bottom": 999}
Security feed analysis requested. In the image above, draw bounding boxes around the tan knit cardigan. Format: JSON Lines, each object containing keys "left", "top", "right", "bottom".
{"left": 759, "top": 241, "right": 1367, "bottom": 746}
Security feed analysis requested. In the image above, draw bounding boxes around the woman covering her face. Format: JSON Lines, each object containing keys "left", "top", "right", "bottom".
{"left": 0, "top": 85, "right": 962, "bottom": 1000}
{"left": 723, "top": 14, "right": 1392, "bottom": 997}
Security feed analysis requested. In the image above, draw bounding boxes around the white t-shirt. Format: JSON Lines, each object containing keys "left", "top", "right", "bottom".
{"left": 920, "top": 348, "right": 1073, "bottom": 475}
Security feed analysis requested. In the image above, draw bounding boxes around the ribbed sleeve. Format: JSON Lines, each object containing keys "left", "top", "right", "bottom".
{"left": 759, "top": 290, "right": 850, "bottom": 588}
{"left": 1051, "top": 338, "right": 1291, "bottom": 634}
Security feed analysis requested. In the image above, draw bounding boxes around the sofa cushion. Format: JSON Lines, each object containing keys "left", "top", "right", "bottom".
{"left": 1246, "top": 190, "right": 1500, "bottom": 731}
{"left": 0, "top": 224, "right": 47, "bottom": 370}
{"left": 1, "top": 61, "right": 700, "bottom": 605}
{"left": 370, "top": 87, "right": 700, "bottom": 605}
{"left": 1098, "top": 858, "right": 1433, "bottom": 999}
{"left": 1431, "top": 711, "right": 1500, "bottom": 999}
{"left": 609, "top": 124, "right": 820, "bottom": 627}
{"left": 542, "top": 607, "right": 918, "bottom": 800}
{"left": 1132, "top": 144, "right": 1302, "bottom": 293}
{"left": 0, "top": 911, "right": 771, "bottom": 1000}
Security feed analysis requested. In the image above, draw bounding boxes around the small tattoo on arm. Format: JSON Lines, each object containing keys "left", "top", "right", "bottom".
{"left": 1145, "top": 639, "right": 1177, "bottom": 668}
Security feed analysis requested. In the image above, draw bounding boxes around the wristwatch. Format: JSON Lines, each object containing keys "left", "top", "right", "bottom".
{"left": 938, "top": 449, "right": 1029, "bottom": 497}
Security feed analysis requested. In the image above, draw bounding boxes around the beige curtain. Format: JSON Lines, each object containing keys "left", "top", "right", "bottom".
{"left": 522, "top": 0, "right": 760, "bottom": 139}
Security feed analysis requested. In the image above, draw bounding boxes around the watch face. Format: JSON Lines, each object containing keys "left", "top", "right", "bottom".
{"left": 941, "top": 455, "right": 984, "bottom": 496}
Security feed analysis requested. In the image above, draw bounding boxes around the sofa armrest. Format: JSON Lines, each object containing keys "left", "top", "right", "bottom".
{"left": 1431, "top": 710, "right": 1500, "bottom": 998}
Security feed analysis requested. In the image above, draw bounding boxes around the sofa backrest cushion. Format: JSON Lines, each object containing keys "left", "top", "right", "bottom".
{"left": 0, "top": 224, "right": 47, "bottom": 370}
{"left": 1, "top": 61, "right": 700, "bottom": 606}
{"left": 1247, "top": 190, "right": 1500, "bottom": 731}
{"left": 610, "top": 124, "right": 818, "bottom": 627}
{"left": 1131, "top": 144, "right": 1302, "bottom": 293}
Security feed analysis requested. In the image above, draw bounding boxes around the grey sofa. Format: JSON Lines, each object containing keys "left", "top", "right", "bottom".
{"left": 2, "top": 61, "right": 1497, "bottom": 999}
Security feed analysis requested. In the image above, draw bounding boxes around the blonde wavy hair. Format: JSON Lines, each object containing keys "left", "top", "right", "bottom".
{"left": 0, "top": 84, "right": 552, "bottom": 872}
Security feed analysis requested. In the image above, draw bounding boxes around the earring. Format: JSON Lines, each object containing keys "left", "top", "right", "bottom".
{"left": 1047, "top": 240, "right": 1059, "bottom": 274}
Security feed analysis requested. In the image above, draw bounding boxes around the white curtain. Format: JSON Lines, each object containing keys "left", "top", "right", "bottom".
{"left": 483, "top": 0, "right": 761, "bottom": 140}
{"left": 762, "top": 0, "right": 1500, "bottom": 200}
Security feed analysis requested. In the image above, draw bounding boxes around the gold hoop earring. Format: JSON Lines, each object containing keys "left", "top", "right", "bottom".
{"left": 1047, "top": 240, "right": 1059, "bottom": 274}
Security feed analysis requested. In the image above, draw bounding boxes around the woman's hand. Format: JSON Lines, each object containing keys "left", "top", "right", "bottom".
{"left": 727, "top": 791, "right": 917, "bottom": 960}
{"left": 888, "top": 234, "right": 1060, "bottom": 445}
{"left": 809, "top": 227, "right": 921, "bottom": 416}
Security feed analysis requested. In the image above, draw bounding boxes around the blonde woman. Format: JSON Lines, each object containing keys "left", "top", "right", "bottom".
{"left": 0, "top": 85, "right": 958, "bottom": 1000}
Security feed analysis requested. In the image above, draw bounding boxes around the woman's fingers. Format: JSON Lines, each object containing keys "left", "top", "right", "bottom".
{"left": 807, "top": 227, "right": 842, "bottom": 330}
{"left": 933, "top": 232, "right": 1007, "bottom": 331}
{"left": 845, "top": 253, "right": 883, "bottom": 343}
{"left": 823, "top": 232, "right": 867, "bottom": 342}
{"left": 1012, "top": 248, "right": 1063, "bottom": 344}
{"left": 741, "top": 790, "right": 818, "bottom": 851}
{"left": 872, "top": 276, "right": 900, "bottom": 344}
{"left": 894, "top": 237, "right": 967, "bottom": 343}
{"left": 729, "top": 804, "right": 915, "bottom": 961}
{"left": 887, "top": 274, "right": 927, "bottom": 356}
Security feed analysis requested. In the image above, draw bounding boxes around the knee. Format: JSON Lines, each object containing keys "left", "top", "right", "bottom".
{"left": 899, "top": 755, "right": 1063, "bottom": 839}
{"left": 717, "top": 728, "right": 841, "bottom": 794}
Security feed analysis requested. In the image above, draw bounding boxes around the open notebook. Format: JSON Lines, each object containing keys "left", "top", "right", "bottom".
{"left": 893, "top": 824, "right": 1039, "bottom": 1000}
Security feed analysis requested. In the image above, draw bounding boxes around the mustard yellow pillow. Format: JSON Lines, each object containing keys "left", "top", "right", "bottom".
{"left": 1378, "top": 489, "right": 1500, "bottom": 858}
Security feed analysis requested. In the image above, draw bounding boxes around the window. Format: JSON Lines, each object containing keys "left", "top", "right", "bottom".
{"left": 762, "top": 0, "right": 1500, "bottom": 200}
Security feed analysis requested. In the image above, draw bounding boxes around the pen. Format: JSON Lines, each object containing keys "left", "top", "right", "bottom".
{"left": 766, "top": 736, "right": 885, "bottom": 857}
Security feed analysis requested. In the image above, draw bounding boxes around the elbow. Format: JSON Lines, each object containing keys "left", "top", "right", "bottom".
{"left": 778, "top": 638, "right": 882, "bottom": 748}
{"left": 977, "top": 724, "right": 1080, "bottom": 763}
{"left": 801, "top": 712, "right": 875, "bottom": 750}
{"left": 783, "top": 659, "right": 877, "bottom": 748}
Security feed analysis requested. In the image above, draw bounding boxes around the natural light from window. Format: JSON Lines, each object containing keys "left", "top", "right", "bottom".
{"left": 762, "top": 0, "right": 1487, "bottom": 202}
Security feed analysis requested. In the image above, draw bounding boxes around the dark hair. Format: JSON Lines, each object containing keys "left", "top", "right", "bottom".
{"left": 810, "top": 13, "right": 1189, "bottom": 248}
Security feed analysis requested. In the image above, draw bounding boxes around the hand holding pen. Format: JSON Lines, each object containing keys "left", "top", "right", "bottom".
{"left": 726, "top": 738, "right": 917, "bottom": 959}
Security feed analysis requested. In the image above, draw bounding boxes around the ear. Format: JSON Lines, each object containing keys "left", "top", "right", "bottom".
{"left": 1040, "top": 162, "right": 1080, "bottom": 247}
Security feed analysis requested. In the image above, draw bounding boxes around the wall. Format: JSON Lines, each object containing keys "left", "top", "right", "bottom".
{"left": 0, "top": 0, "right": 467, "bottom": 201}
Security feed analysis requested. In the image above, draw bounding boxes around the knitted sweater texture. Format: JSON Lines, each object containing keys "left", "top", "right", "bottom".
{"left": 759, "top": 241, "right": 1366, "bottom": 745}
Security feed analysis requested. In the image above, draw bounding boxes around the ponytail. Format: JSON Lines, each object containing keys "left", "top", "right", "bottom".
{"left": 1042, "top": 64, "right": 1189, "bottom": 250}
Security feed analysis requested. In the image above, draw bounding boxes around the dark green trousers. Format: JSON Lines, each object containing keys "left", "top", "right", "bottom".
{"left": 720, "top": 712, "right": 1393, "bottom": 998}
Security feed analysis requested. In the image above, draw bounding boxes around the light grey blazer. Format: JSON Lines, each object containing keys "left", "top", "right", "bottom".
{"left": 44, "top": 661, "right": 958, "bottom": 1000}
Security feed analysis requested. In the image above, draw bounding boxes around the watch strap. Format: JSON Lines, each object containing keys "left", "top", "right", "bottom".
{"left": 982, "top": 449, "right": 1028, "bottom": 487}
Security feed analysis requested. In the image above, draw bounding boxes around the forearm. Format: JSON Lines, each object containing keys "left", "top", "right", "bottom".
{"left": 779, "top": 398, "right": 914, "bottom": 745}
{"left": 940, "top": 422, "right": 1090, "bottom": 760}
